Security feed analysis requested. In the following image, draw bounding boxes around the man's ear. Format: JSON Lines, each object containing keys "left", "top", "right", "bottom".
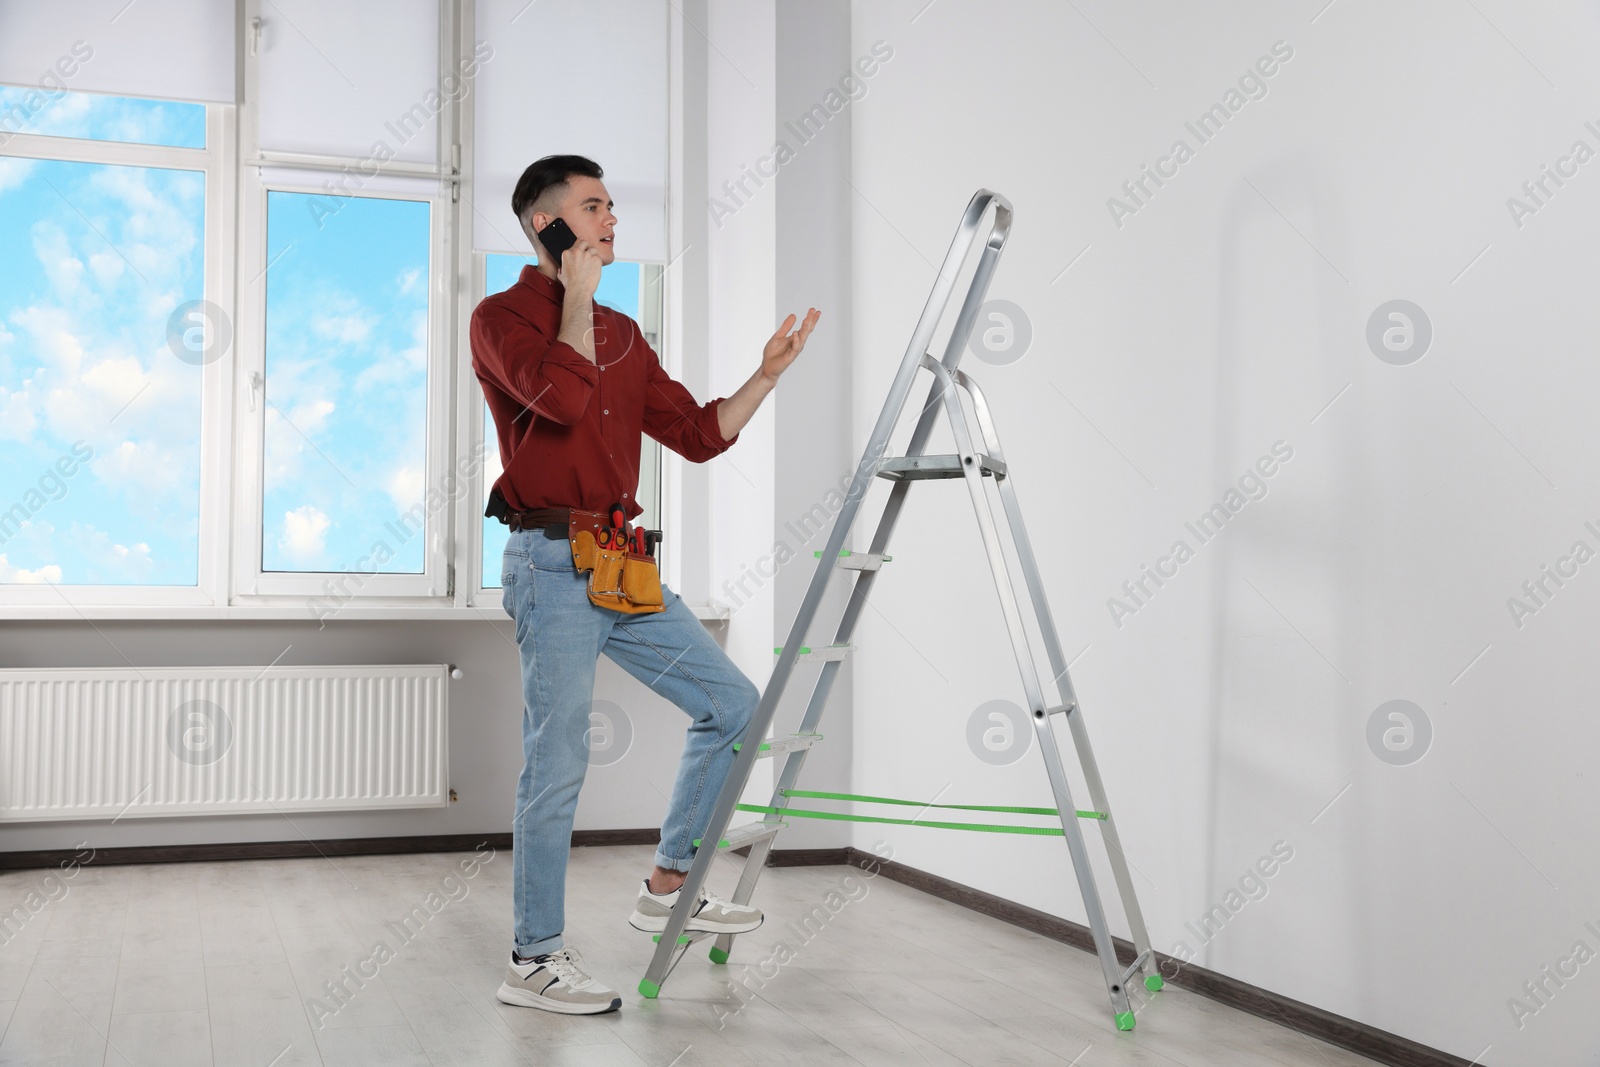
{"left": 517, "top": 211, "right": 544, "bottom": 254}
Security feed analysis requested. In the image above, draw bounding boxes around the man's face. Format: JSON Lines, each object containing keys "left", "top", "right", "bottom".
{"left": 534, "top": 175, "right": 617, "bottom": 266}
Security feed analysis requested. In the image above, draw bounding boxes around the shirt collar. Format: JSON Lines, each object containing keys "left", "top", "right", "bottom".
{"left": 518, "top": 263, "right": 563, "bottom": 303}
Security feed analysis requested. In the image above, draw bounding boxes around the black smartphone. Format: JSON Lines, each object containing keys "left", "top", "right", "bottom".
{"left": 536, "top": 217, "right": 578, "bottom": 257}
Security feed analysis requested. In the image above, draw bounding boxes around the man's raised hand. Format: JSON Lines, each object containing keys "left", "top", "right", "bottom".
{"left": 761, "top": 308, "right": 821, "bottom": 384}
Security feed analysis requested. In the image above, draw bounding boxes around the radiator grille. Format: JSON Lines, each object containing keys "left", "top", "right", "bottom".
{"left": 0, "top": 665, "right": 449, "bottom": 822}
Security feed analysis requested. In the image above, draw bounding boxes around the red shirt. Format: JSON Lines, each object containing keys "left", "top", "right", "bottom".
{"left": 471, "top": 265, "right": 739, "bottom": 520}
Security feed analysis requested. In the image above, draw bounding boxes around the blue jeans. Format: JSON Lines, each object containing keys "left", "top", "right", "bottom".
{"left": 499, "top": 526, "right": 760, "bottom": 958}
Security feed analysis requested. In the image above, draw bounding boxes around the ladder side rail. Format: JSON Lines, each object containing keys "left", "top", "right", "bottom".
{"left": 920, "top": 357, "right": 1049, "bottom": 718}
{"left": 953, "top": 368, "right": 1156, "bottom": 964}
{"left": 925, "top": 355, "right": 1130, "bottom": 1014}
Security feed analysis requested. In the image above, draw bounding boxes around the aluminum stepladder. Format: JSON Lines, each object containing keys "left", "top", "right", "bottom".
{"left": 638, "top": 189, "right": 1161, "bottom": 1031}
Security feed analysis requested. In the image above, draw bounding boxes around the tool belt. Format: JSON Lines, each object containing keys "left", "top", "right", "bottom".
{"left": 489, "top": 491, "right": 664, "bottom": 615}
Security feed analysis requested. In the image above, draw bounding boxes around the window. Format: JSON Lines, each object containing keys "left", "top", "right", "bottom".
{"left": 0, "top": 87, "right": 225, "bottom": 601}
{"left": 0, "top": 0, "right": 678, "bottom": 615}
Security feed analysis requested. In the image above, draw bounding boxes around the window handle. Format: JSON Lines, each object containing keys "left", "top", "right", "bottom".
{"left": 249, "top": 17, "right": 262, "bottom": 58}
{"left": 247, "top": 370, "right": 263, "bottom": 413}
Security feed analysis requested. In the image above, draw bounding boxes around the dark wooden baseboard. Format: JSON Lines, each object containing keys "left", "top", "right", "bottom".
{"left": 812, "top": 847, "right": 1473, "bottom": 1067}
{"left": 0, "top": 828, "right": 659, "bottom": 871}
{"left": 0, "top": 832, "right": 1467, "bottom": 1066}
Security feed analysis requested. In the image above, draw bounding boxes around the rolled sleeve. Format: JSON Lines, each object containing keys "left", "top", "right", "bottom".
{"left": 470, "top": 302, "right": 598, "bottom": 425}
{"left": 642, "top": 349, "right": 739, "bottom": 462}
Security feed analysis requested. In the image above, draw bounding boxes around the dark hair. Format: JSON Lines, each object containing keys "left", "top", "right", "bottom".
{"left": 511, "top": 154, "right": 603, "bottom": 219}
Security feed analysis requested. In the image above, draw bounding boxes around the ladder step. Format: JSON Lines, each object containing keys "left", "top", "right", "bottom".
{"left": 814, "top": 549, "right": 893, "bottom": 571}
{"left": 773, "top": 643, "right": 856, "bottom": 661}
{"left": 876, "top": 453, "right": 1007, "bottom": 481}
{"left": 694, "top": 820, "right": 786, "bottom": 851}
{"left": 734, "top": 733, "right": 823, "bottom": 758}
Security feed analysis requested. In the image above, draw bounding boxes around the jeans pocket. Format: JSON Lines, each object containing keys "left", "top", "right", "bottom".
{"left": 529, "top": 535, "right": 577, "bottom": 573}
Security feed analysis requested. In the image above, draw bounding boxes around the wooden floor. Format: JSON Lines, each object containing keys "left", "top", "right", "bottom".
{"left": 0, "top": 843, "right": 1384, "bottom": 1066}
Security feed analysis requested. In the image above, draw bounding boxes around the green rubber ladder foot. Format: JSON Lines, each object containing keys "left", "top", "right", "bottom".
{"left": 1115, "top": 1011, "right": 1136, "bottom": 1031}
{"left": 1145, "top": 974, "right": 1164, "bottom": 991}
{"left": 708, "top": 946, "right": 730, "bottom": 964}
{"left": 639, "top": 978, "right": 660, "bottom": 999}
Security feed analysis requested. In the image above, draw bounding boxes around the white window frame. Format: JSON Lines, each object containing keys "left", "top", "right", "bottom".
{"left": 229, "top": 0, "right": 459, "bottom": 604}
{"left": 0, "top": 107, "right": 237, "bottom": 609}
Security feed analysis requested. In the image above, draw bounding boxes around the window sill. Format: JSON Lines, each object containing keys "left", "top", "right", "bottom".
{"left": 0, "top": 600, "right": 733, "bottom": 623}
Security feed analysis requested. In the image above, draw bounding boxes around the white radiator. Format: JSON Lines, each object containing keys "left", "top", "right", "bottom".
{"left": 0, "top": 665, "right": 449, "bottom": 822}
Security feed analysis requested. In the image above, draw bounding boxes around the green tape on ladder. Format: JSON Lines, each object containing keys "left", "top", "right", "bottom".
{"left": 731, "top": 741, "right": 772, "bottom": 753}
{"left": 736, "top": 803, "right": 1088, "bottom": 836}
{"left": 780, "top": 789, "right": 1106, "bottom": 821}
{"left": 774, "top": 645, "right": 811, "bottom": 655}
{"left": 692, "top": 837, "right": 731, "bottom": 849}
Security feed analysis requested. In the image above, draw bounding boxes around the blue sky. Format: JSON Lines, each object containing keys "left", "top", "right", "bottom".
{"left": 262, "top": 192, "right": 431, "bottom": 574}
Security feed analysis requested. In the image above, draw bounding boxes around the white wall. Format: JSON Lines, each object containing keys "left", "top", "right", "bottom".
{"left": 844, "top": 1, "right": 1600, "bottom": 1062}
{"left": 702, "top": 0, "right": 778, "bottom": 814}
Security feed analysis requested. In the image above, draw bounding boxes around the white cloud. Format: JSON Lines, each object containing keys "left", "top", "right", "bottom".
{"left": 285, "top": 397, "right": 336, "bottom": 435}
{"left": 0, "top": 157, "right": 37, "bottom": 197}
{"left": 311, "top": 312, "right": 373, "bottom": 344}
{"left": 0, "top": 387, "right": 38, "bottom": 443}
{"left": 398, "top": 267, "right": 422, "bottom": 295}
{"left": 95, "top": 439, "right": 188, "bottom": 498}
{"left": 386, "top": 464, "right": 425, "bottom": 513}
{"left": 11, "top": 304, "right": 86, "bottom": 378}
{"left": 31, "top": 222, "right": 83, "bottom": 298}
{"left": 81, "top": 354, "right": 147, "bottom": 402}
{"left": 0, "top": 553, "right": 61, "bottom": 584}
{"left": 87, "top": 250, "right": 125, "bottom": 288}
{"left": 279, "top": 505, "right": 330, "bottom": 561}
{"left": 70, "top": 523, "right": 154, "bottom": 579}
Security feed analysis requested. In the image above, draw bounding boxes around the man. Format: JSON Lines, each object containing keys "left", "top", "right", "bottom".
{"left": 471, "top": 154, "right": 820, "bottom": 1015}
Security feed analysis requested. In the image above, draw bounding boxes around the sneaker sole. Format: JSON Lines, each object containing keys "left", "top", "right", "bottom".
{"left": 628, "top": 910, "right": 764, "bottom": 935}
{"left": 496, "top": 981, "right": 621, "bottom": 1015}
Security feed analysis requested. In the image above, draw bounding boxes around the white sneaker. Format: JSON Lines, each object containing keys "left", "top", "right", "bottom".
{"left": 628, "top": 878, "right": 764, "bottom": 935}
{"left": 495, "top": 947, "right": 621, "bottom": 1015}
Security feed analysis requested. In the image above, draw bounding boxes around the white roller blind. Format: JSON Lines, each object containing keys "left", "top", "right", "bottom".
{"left": 0, "top": 0, "right": 234, "bottom": 104}
{"left": 256, "top": 0, "right": 441, "bottom": 165}
{"left": 474, "top": 0, "right": 667, "bottom": 261}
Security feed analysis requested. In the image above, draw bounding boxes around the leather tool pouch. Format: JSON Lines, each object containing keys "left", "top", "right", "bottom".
{"left": 568, "top": 509, "right": 664, "bottom": 614}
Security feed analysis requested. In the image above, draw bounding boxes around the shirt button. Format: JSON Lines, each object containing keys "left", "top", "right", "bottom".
{"left": 602, "top": 409, "right": 609, "bottom": 415}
